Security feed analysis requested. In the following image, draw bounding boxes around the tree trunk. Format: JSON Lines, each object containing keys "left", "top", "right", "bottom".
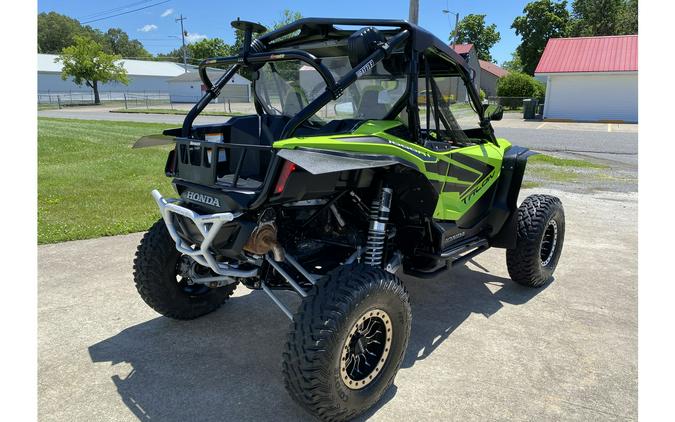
{"left": 93, "top": 80, "right": 100, "bottom": 105}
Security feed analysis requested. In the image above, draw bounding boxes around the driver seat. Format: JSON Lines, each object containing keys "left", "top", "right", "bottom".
{"left": 357, "top": 88, "right": 387, "bottom": 118}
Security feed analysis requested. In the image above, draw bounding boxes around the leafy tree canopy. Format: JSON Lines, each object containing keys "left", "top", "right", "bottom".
{"left": 512, "top": 0, "right": 570, "bottom": 75}
{"left": 569, "top": 0, "right": 638, "bottom": 36}
{"left": 453, "top": 14, "right": 501, "bottom": 62}
{"left": 38, "top": 12, "right": 151, "bottom": 58}
{"left": 101, "top": 28, "right": 151, "bottom": 58}
{"left": 189, "top": 38, "right": 232, "bottom": 60}
{"left": 497, "top": 72, "right": 546, "bottom": 98}
{"left": 501, "top": 52, "right": 524, "bottom": 73}
{"left": 56, "top": 36, "right": 128, "bottom": 104}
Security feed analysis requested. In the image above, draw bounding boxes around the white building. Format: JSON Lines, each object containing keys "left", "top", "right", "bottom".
{"left": 535, "top": 35, "right": 638, "bottom": 123}
{"left": 167, "top": 70, "right": 251, "bottom": 103}
{"left": 38, "top": 53, "right": 189, "bottom": 96}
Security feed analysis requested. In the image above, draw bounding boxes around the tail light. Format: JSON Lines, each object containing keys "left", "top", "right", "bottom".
{"left": 274, "top": 161, "right": 297, "bottom": 194}
{"left": 165, "top": 149, "right": 177, "bottom": 176}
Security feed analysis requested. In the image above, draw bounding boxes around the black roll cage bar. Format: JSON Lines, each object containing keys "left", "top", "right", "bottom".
{"left": 181, "top": 18, "right": 491, "bottom": 144}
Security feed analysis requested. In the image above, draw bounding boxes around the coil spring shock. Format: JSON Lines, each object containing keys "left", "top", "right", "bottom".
{"left": 365, "top": 187, "right": 393, "bottom": 266}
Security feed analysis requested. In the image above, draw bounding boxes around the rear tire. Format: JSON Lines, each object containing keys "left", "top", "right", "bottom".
{"left": 282, "top": 264, "right": 411, "bottom": 421}
{"left": 133, "top": 219, "right": 237, "bottom": 320}
{"left": 506, "top": 194, "right": 565, "bottom": 287}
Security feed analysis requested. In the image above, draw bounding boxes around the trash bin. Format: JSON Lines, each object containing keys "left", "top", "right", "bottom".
{"left": 523, "top": 98, "right": 538, "bottom": 119}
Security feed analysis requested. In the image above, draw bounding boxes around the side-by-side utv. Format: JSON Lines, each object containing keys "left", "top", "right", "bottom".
{"left": 133, "top": 18, "right": 565, "bottom": 421}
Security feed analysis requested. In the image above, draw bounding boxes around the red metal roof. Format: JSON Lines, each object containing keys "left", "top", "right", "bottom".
{"left": 479, "top": 60, "right": 508, "bottom": 78}
{"left": 451, "top": 43, "right": 474, "bottom": 55}
{"left": 535, "top": 35, "right": 637, "bottom": 74}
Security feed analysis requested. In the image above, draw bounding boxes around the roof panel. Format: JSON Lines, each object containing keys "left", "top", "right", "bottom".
{"left": 478, "top": 59, "right": 508, "bottom": 78}
{"left": 451, "top": 43, "right": 474, "bottom": 55}
{"left": 535, "top": 35, "right": 637, "bottom": 74}
{"left": 37, "top": 53, "right": 188, "bottom": 77}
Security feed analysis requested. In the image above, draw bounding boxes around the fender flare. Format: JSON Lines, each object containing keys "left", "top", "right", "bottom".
{"left": 489, "top": 146, "right": 537, "bottom": 249}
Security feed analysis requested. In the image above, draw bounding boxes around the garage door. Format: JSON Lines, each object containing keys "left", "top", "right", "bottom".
{"left": 544, "top": 73, "right": 637, "bottom": 122}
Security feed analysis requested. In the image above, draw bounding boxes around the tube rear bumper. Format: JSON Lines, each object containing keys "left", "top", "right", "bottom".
{"left": 151, "top": 189, "right": 258, "bottom": 278}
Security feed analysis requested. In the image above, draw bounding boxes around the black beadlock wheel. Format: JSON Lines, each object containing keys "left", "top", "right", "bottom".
{"left": 132, "top": 219, "right": 237, "bottom": 320}
{"left": 282, "top": 264, "right": 411, "bottom": 421}
{"left": 506, "top": 194, "right": 565, "bottom": 287}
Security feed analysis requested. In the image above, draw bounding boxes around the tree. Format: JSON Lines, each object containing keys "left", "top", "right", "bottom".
{"left": 497, "top": 72, "right": 546, "bottom": 99}
{"left": 453, "top": 14, "right": 501, "bottom": 62}
{"left": 189, "top": 38, "right": 231, "bottom": 60}
{"left": 569, "top": 0, "right": 638, "bottom": 36}
{"left": 501, "top": 52, "right": 524, "bottom": 73}
{"left": 617, "top": 0, "right": 638, "bottom": 34}
{"left": 38, "top": 12, "right": 91, "bottom": 53}
{"left": 512, "top": 0, "right": 570, "bottom": 75}
{"left": 38, "top": 12, "right": 151, "bottom": 58}
{"left": 102, "top": 28, "right": 151, "bottom": 58}
{"left": 56, "top": 36, "right": 129, "bottom": 104}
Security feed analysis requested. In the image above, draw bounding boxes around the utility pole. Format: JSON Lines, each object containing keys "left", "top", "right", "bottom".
{"left": 443, "top": 9, "right": 460, "bottom": 46}
{"left": 453, "top": 12, "right": 459, "bottom": 46}
{"left": 175, "top": 14, "right": 188, "bottom": 72}
{"left": 409, "top": 0, "right": 419, "bottom": 24}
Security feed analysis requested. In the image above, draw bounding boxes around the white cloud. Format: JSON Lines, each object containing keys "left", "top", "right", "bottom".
{"left": 138, "top": 24, "right": 158, "bottom": 32}
{"left": 160, "top": 8, "right": 173, "bottom": 18}
{"left": 186, "top": 33, "right": 207, "bottom": 43}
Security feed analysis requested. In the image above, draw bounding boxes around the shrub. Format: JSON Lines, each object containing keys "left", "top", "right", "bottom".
{"left": 479, "top": 89, "right": 486, "bottom": 101}
{"left": 497, "top": 72, "right": 545, "bottom": 99}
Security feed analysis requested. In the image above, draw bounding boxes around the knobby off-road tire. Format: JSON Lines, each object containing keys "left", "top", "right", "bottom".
{"left": 133, "top": 219, "right": 237, "bottom": 320}
{"left": 506, "top": 194, "right": 565, "bottom": 287}
{"left": 282, "top": 264, "right": 412, "bottom": 421}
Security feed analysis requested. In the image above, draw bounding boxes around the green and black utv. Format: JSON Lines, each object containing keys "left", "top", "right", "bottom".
{"left": 133, "top": 18, "right": 565, "bottom": 421}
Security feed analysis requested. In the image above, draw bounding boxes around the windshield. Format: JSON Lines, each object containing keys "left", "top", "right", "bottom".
{"left": 254, "top": 56, "right": 407, "bottom": 123}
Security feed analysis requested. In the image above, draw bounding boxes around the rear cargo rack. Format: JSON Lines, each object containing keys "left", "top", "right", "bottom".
{"left": 171, "top": 137, "right": 277, "bottom": 192}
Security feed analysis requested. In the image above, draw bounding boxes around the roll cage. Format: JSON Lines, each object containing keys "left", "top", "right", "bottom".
{"left": 182, "top": 18, "right": 493, "bottom": 144}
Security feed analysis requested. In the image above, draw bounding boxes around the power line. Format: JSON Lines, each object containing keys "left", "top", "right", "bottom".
{"left": 80, "top": 0, "right": 170, "bottom": 24}
{"left": 78, "top": 0, "right": 157, "bottom": 20}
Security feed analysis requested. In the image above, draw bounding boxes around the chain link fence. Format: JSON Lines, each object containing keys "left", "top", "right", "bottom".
{"left": 37, "top": 90, "right": 255, "bottom": 114}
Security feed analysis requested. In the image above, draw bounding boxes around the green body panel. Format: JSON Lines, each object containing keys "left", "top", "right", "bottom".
{"left": 273, "top": 121, "right": 511, "bottom": 221}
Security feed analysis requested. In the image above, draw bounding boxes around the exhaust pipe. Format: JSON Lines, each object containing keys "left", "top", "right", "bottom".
{"left": 243, "top": 222, "right": 285, "bottom": 262}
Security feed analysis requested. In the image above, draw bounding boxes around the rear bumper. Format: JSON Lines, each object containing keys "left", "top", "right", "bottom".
{"left": 151, "top": 189, "right": 258, "bottom": 278}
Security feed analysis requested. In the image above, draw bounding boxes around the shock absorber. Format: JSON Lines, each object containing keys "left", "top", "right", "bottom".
{"left": 365, "top": 187, "right": 393, "bottom": 266}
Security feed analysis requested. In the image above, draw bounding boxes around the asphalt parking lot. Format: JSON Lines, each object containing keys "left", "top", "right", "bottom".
{"left": 38, "top": 188, "right": 637, "bottom": 421}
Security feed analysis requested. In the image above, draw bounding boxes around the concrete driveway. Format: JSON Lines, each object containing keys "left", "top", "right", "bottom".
{"left": 38, "top": 188, "right": 637, "bottom": 421}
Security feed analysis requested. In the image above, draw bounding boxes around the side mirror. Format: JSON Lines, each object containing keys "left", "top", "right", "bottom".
{"left": 484, "top": 104, "right": 503, "bottom": 121}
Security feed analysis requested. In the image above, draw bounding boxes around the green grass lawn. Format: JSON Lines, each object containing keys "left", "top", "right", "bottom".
{"left": 38, "top": 118, "right": 176, "bottom": 244}
{"left": 529, "top": 154, "right": 608, "bottom": 169}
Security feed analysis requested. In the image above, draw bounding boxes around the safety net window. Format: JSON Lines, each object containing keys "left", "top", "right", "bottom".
{"left": 254, "top": 56, "right": 407, "bottom": 123}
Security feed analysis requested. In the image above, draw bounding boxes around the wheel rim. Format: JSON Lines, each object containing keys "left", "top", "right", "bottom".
{"left": 540, "top": 219, "right": 558, "bottom": 267}
{"left": 340, "top": 308, "right": 393, "bottom": 390}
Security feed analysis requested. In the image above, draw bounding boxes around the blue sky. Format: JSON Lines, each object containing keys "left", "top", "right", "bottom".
{"left": 38, "top": 0, "right": 532, "bottom": 64}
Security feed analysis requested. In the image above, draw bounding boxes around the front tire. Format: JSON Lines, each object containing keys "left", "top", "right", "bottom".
{"left": 506, "top": 194, "right": 565, "bottom": 287}
{"left": 282, "top": 264, "right": 411, "bottom": 421}
{"left": 133, "top": 219, "right": 237, "bottom": 320}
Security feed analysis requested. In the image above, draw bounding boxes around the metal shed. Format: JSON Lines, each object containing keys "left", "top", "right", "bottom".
{"left": 38, "top": 54, "right": 188, "bottom": 96}
{"left": 167, "top": 70, "right": 251, "bottom": 103}
{"left": 535, "top": 35, "right": 638, "bottom": 123}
